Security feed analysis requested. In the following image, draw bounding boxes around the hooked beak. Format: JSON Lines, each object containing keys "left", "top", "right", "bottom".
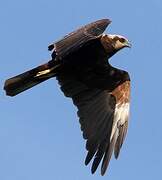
{"left": 125, "top": 40, "right": 132, "bottom": 48}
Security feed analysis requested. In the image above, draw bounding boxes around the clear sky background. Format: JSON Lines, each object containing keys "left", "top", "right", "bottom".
{"left": 1, "top": 0, "right": 162, "bottom": 180}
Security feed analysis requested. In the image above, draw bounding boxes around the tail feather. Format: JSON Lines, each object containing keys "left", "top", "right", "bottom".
{"left": 4, "top": 60, "right": 61, "bottom": 96}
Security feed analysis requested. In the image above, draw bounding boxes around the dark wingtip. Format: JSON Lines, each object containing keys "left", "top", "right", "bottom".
{"left": 101, "top": 160, "right": 110, "bottom": 176}
{"left": 95, "top": 18, "right": 112, "bottom": 26}
{"left": 101, "top": 168, "right": 106, "bottom": 176}
{"left": 91, "top": 155, "right": 104, "bottom": 175}
{"left": 86, "top": 18, "right": 112, "bottom": 37}
{"left": 85, "top": 158, "right": 90, "bottom": 166}
{"left": 91, "top": 165, "right": 97, "bottom": 174}
{"left": 85, "top": 151, "right": 96, "bottom": 166}
{"left": 91, "top": 159, "right": 101, "bottom": 174}
{"left": 102, "top": 18, "right": 112, "bottom": 23}
{"left": 114, "top": 150, "right": 120, "bottom": 159}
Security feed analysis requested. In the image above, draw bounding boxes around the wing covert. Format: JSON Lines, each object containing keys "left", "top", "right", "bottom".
{"left": 49, "top": 19, "right": 111, "bottom": 59}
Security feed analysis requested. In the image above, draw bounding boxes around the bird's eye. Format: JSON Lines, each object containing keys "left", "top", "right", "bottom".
{"left": 120, "top": 38, "right": 126, "bottom": 43}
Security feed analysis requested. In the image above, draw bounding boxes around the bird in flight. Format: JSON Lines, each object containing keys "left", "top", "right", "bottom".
{"left": 4, "top": 19, "right": 131, "bottom": 175}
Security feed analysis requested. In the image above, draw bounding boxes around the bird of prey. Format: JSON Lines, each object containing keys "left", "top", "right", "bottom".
{"left": 4, "top": 19, "right": 131, "bottom": 175}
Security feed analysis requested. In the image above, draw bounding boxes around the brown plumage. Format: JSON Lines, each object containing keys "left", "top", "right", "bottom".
{"left": 4, "top": 19, "right": 131, "bottom": 175}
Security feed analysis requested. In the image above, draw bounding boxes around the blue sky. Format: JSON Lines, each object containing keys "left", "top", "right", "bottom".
{"left": 1, "top": 0, "right": 162, "bottom": 179}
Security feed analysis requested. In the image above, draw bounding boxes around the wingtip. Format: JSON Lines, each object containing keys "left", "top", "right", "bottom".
{"left": 104, "top": 18, "right": 112, "bottom": 23}
{"left": 85, "top": 159, "right": 90, "bottom": 166}
{"left": 97, "top": 18, "right": 112, "bottom": 25}
{"left": 85, "top": 158, "right": 89, "bottom": 166}
{"left": 91, "top": 166, "right": 97, "bottom": 175}
{"left": 114, "top": 150, "right": 120, "bottom": 159}
{"left": 85, "top": 150, "right": 96, "bottom": 166}
{"left": 101, "top": 167, "right": 107, "bottom": 176}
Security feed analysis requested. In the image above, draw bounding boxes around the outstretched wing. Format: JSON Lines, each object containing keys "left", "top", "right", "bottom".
{"left": 101, "top": 80, "right": 130, "bottom": 175}
{"left": 48, "top": 19, "right": 111, "bottom": 59}
{"left": 57, "top": 72, "right": 130, "bottom": 175}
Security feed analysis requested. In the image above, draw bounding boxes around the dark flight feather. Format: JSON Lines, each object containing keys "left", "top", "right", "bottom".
{"left": 101, "top": 129, "right": 118, "bottom": 175}
{"left": 114, "top": 121, "right": 128, "bottom": 159}
{"left": 57, "top": 70, "right": 119, "bottom": 174}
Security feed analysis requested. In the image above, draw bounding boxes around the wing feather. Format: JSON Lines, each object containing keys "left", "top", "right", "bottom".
{"left": 56, "top": 72, "right": 130, "bottom": 175}
{"left": 111, "top": 81, "right": 130, "bottom": 159}
{"left": 49, "top": 19, "right": 111, "bottom": 58}
{"left": 101, "top": 129, "right": 118, "bottom": 175}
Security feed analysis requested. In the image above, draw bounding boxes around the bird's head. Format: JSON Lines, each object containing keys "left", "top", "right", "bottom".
{"left": 101, "top": 34, "right": 131, "bottom": 56}
{"left": 108, "top": 34, "right": 131, "bottom": 49}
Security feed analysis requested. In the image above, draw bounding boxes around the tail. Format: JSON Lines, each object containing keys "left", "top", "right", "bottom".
{"left": 4, "top": 60, "right": 61, "bottom": 96}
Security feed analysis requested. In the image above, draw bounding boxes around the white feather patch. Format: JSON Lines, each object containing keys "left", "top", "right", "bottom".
{"left": 35, "top": 64, "right": 60, "bottom": 77}
{"left": 35, "top": 69, "right": 51, "bottom": 77}
{"left": 110, "top": 102, "right": 130, "bottom": 141}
